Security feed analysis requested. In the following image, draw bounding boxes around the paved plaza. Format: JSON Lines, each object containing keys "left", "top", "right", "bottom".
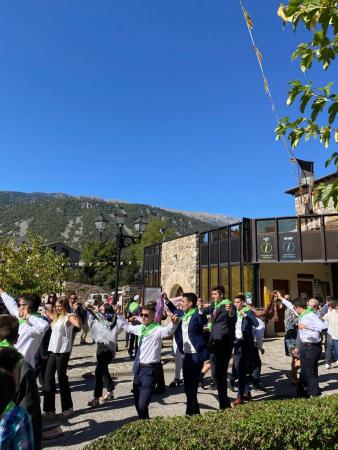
{"left": 45, "top": 334, "right": 338, "bottom": 450}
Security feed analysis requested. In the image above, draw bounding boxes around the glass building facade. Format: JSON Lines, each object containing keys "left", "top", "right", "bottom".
{"left": 143, "top": 214, "right": 338, "bottom": 307}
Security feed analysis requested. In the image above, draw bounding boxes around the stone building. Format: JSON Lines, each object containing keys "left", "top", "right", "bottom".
{"left": 285, "top": 171, "right": 338, "bottom": 215}
{"left": 143, "top": 172, "right": 338, "bottom": 334}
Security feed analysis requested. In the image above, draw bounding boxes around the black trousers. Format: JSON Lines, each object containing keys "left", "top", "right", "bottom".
{"left": 250, "top": 346, "right": 261, "bottom": 386}
{"left": 43, "top": 352, "right": 73, "bottom": 413}
{"left": 129, "top": 334, "right": 138, "bottom": 356}
{"left": 298, "top": 343, "right": 322, "bottom": 397}
{"left": 133, "top": 364, "right": 160, "bottom": 419}
{"left": 183, "top": 353, "right": 203, "bottom": 415}
{"left": 233, "top": 341, "right": 251, "bottom": 398}
{"left": 210, "top": 337, "right": 233, "bottom": 409}
{"left": 94, "top": 343, "right": 115, "bottom": 398}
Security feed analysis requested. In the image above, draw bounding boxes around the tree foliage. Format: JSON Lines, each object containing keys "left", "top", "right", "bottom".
{"left": 0, "top": 236, "right": 66, "bottom": 296}
{"left": 133, "top": 218, "right": 175, "bottom": 264}
{"left": 67, "top": 240, "right": 141, "bottom": 289}
{"left": 275, "top": 0, "right": 338, "bottom": 207}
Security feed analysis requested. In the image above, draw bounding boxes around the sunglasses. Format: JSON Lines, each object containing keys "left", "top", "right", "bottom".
{"left": 141, "top": 313, "right": 149, "bottom": 317}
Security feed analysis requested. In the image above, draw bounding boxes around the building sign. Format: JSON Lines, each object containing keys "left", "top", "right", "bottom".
{"left": 257, "top": 235, "right": 276, "bottom": 260}
{"left": 279, "top": 234, "right": 300, "bottom": 261}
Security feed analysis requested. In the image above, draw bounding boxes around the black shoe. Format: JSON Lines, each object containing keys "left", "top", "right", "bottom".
{"left": 199, "top": 374, "right": 207, "bottom": 390}
{"left": 208, "top": 381, "right": 217, "bottom": 390}
{"left": 228, "top": 382, "right": 236, "bottom": 393}
{"left": 153, "top": 387, "right": 166, "bottom": 395}
{"left": 169, "top": 379, "right": 180, "bottom": 388}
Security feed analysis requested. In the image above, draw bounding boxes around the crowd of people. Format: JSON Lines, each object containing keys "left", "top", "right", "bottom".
{"left": 0, "top": 284, "right": 337, "bottom": 449}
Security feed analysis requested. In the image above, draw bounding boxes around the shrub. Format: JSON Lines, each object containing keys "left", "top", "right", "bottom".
{"left": 85, "top": 395, "right": 338, "bottom": 450}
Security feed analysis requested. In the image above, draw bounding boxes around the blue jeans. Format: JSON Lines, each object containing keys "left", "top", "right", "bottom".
{"left": 333, "top": 339, "right": 338, "bottom": 361}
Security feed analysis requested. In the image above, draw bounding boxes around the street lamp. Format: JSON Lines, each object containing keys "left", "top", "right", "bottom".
{"left": 94, "top": 207, "right": 148, "bottom": 304}
{"left": 94, "top": 214, "right": 108, "bottom": 240}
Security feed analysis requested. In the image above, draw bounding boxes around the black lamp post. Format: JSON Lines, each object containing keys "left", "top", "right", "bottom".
{"left": 95, "top": 207, "right": 147, "bottom": 304}
{"left": 94, "top": 214, "right": 108, "bottom": 240}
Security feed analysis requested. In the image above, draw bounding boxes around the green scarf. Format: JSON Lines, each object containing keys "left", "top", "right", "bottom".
{"left": 214, "top": 299, "right": 231, "bottom": 309}
{"left": 0, "top": 339, "right": 14, "bottom": 348}
{"left": 140, "top": 322, "right": 161, "bottom": 337}
{"left": 237, "top": 306, "right": 250, "bottom": 319}
{"left": 3, "top": 401, "right": 16, "bottom": 414}
{"left": 299, "top": 307, "right": 314, "bottom": 318}
{"left": 18, "top": 312, "right": 41, "bottom": 325}
{"left": 129, "top": 302, "right": 139, "bottom": 314}
{"left": 182, "top": 307, "right": 197, "bottom": 322}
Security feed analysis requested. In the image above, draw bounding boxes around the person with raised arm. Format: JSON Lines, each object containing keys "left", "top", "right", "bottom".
{"left": 0, "top": 288, "right": 49, "bottom": 368}
{"left": 232, "top": 294, "right": 259, "bottom": 406}
{"left": 121, "top": 301, "right": 178, "bottom": 419}
{"left": 201, "top": 285, "right": 237, "bottom": 409}
{"left": 42, "top": 297, "right": 81, "bottom": 419}
{"left": 165, "top": 293, "right": 209, "bottom": 415}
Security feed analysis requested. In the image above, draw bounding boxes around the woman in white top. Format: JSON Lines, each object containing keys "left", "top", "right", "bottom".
{"left": 323, "top": 300, "right": 338, "bottom": 368}
{"left": 42, "top": 298, "right": 81, "bottom": 418}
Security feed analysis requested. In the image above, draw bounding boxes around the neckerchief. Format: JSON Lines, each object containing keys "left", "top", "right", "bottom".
{"left": 18, "top": 312, "right": 41, "bottom": 325}
{"left": 237, "top": 306, "right": 250, "bottom": 319}
{"left": 3, "top": 401, "right": 15, "bottom": 414}
{"left": 213, "top": 299, "right": 231, "bottom": 309}
{"left": 299, "top": 307, "right": 313, "bottom": 318}
{"left": 0, "top": 339, "right": 13, "bottom": 348}
{"left": 140, "top": 322, "right": 161, "bottom": 337}
{"left": 182, "top": 307, "right": 197, "bottom": 322}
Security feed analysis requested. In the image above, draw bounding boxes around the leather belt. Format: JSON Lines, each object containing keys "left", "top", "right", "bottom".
{"left": 139, "top": 362, "right": 161, "bottom": 368}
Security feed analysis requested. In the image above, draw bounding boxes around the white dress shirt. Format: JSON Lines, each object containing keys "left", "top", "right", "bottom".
{"left": 299, "top": 311, "right": 326, "bottom": 344}
{"left": 1, "top": 292, "right": 49, "bottom": 367}
{"left": 122, "top": 318, "right": 177, "bottom": 364}
{"left": 182, "top": 317, "right": 196, "bottom": 354}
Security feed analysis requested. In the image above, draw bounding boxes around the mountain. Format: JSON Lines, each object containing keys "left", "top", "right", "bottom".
{"left": 164, "top": 208, "right": 238, "bottom": 227}
{"left": 0, "top": 191, "right": 225, "bottom": 250}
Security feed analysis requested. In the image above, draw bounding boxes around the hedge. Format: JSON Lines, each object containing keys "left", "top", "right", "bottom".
{"left": 85, "top": 395, "right": 338, "bottom": 450}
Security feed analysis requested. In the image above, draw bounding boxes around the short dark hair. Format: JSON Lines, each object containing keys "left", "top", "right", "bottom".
{"left": 0, "top": 316, "right": 19, "bottom": 344}
{"left": 212, "top": 285, "right": 225, "bottom": 297}
{"left": 0, "top": 347, "right": 21, "bottom": 373}
{"left": 142, "top": 302, "right": 156, "bottom": 313}
{"left": 19, "top": 294, "right": 41, "bottom": 313}
{"left": 0, "top": 368, "right": 16, "bottom": 415}
{"left": 234, "top": 294, "right": 246, "bottom": 303}
{"left": 182, "top": 293, "right": 198, "bottom": 307}
{"left": 293, "top": 298, "right": 307, "bottom": 309}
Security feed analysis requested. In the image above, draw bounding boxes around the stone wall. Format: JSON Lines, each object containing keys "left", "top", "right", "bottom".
{"left": 294, "top": 193, "right": 337, "bottom": 215}
{"left": 161, "top": 233, "right": 199, "bottom": 296}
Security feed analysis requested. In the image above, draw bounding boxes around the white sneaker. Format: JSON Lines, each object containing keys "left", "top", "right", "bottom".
{"left": 61, "top": 407, "right": 73, "bottom": 418}
{"left": 102, "top": 391, "right": 114, "bottom": 402}
{"left": 325, "top": 364, "right": 332, "bottom": 369}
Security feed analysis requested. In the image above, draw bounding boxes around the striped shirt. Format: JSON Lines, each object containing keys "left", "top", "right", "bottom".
{"left": 0, "top": 405, "right": 34, "bottom": 450}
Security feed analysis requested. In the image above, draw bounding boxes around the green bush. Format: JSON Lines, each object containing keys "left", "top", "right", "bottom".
{"left": 85, "top": 396, "right": 338, "bottom": 450}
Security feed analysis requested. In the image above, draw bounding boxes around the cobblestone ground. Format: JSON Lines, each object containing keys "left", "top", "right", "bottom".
{"left": 44, "top": 335, "right": 338, "bottom": 450}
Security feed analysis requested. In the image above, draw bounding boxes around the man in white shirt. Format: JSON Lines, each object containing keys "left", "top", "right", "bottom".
{"left": 122, "top": 302, "right": 178, "bottom": 419}
{"left": 0, "top": 288, "right": 49, "bottom": 368}
{"left": 292, "top": 298, "right": 326, "bottom": 397}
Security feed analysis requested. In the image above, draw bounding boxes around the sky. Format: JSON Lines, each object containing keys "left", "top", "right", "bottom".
{"left": 0, "top": 1, "right": 336, "bottom": 219}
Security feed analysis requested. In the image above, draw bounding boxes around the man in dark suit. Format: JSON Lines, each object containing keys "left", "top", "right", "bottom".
{"left": 233, "top": 294, "right": 259, "bottom": 406}
{"left": 166, "top": 292, "right": 208, "bottom": 415}
{"left": 201, "top": 285, "right": 237, "bottom": 409}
